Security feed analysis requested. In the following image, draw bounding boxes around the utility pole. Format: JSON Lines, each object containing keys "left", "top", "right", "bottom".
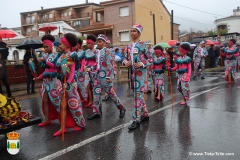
{"left": 171, "top": 10, "right": 174, "bottom": 40}
{"left": 153, "top": 14, "right": 156, "bottom": 45}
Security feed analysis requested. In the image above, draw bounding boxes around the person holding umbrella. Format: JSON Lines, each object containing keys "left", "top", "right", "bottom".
{"left": 54, "top": 33, "right": 85, "bottom": 137}
{"left": 123, "top": 24, "right": 151, "bottom": 130}
{"left": 34, "top": 34, "right": 62, "bottom": 128}
{"left": 23, "top": 48, "right": 38, "bottom": 95}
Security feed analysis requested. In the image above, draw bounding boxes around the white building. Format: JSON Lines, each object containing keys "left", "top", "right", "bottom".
{"left": 215, "top": 7, "right": 240, "bottom": 33}
{"left": 38, "top": 21, "right": 81, "bottom": 37}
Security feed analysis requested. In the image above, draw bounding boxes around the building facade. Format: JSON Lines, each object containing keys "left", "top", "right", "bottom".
{"left": 215, "top": 7, "right": 240, "bottom": 33}
{"left": 20, "top": 3, "right": 101, "bottom": 37}
{"left": 79, "top": 0, "right": 172, "bottom": 47}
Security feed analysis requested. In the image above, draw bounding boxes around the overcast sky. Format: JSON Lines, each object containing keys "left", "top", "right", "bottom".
{"left": 0, "top": 0, "right": 239, "bottom": 32}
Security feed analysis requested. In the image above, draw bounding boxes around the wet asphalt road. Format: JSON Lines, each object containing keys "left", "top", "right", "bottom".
{"left": 1, "top": 72, "right": 240, "bottom": 160}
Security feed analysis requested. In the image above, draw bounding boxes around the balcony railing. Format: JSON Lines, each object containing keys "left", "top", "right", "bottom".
{"left": 22, "top": 13, "right": 93, "bottom": 25}
{"left": 22, "top": 19, "right": 36, "bottom": 25}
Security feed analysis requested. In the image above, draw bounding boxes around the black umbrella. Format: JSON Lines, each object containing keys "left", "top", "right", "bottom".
{"left": 190, "top": 38, "right": 204, "bottom": 44}
{"left": 16, "top": 39, "right": 43, "bottom": 49}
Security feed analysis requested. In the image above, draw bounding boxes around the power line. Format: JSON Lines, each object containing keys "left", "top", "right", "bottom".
{"left": 135, "top": 3, "right": 215, "bottom": 27}
{"left": 163, "top": 0, "right": 226, "bottom": 17}
{"left": 136, "top": 3, "right": 240, "bottom": 28}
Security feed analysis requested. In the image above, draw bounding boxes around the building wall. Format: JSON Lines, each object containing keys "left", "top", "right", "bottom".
{"left": 216, "top": 17, "right": 240, "bottom": 33}
{"left": 135, "top": 0, "right": 171, "bottom": 44}
{"left": 103, "top": 1, "right": 135, "bottom": 47}
{"left": 173, "top": 24, "right": 179, "bottom": 40}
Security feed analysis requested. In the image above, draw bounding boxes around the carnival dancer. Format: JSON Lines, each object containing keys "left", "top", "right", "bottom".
{"left": 87, "top": 34, "right": 125, "bottom": 120}
{"left": 123, "top": 24, "right": 151, "bottom": 130}
{"left": 35, "top": 35, "right": 62, "bottom": 127}
{"left": 83, "top": 35, "right": 97, "bottom": 107}
{"left": 168, "top": 43, "right": 192, "bottom": 105}
{"left": 150, "top": 46, "right": 166, "bottom": 101}
{"left": 221, "top": 39, "right": 239, "bottom": 84}
{"left": 55, "top": 33, "right": 85, "bottom": 137}
{"left": 193, "top": 41, "right": 208, "bottom": 80}
{"left": 74, "top": 38, "right": 85, "bottom": 103}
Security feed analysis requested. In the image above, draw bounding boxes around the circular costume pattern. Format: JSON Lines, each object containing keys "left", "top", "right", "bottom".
{"left": 94, "top": 87, "right": 101, "bottom": 94}
{"left": 99, "top": 70, "right": 106, "bottom": 78}
{"left": 100, "top": 56, "right": 105, "bottom": 62}
{"left": 134, "top": 80, "right": 140, "bottom": 89}
{"left": 68, "top": 98, "right": 78, "bottom": 110}
{"left": 50, "top": 89, "right": 58, "bottom": 98}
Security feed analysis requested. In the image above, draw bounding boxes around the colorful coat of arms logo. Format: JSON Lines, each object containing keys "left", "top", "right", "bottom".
{"left": 7, "top": 131, "right": 20, "bottom": 155}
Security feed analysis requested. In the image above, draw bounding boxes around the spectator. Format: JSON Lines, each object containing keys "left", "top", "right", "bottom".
{"left": 0, "top": 36, "right": 9, "bottom": 60}
{"left": 0, "top": 54, "right": 11, "bottom": 97}
{"left": 208, "top": 44, "right": 215, "bottom": 68}
{"left": 114, "top": 48, "right": 123, "bottom": 72}
{"left": 23, "top": 48, "right": 38, "bottom": 95}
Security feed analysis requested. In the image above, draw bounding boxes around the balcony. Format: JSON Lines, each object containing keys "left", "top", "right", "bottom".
{"left": 22, "top": 19, "right": 37, "bottom": 26}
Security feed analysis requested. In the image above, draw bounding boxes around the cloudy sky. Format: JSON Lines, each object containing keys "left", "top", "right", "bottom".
{"left": 0, "top": 0, "right": 239, "bottom": 32}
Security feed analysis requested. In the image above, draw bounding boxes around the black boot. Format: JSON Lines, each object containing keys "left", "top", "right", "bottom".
{"left": 87, "top": 113, "right": 101, "bottom": 120}
{"left": 140, "top": 115, "right": 149, "bottom": 122}
{"left": 27, "top": 91, "right": 31, "bottom": 95}
{"left": 119, "top": 108, "right": 126, "bottom": 118}
{"left": 201, "top": 76, "right": 205, "bottom": 79}
{"left": 192, "top": 76, "right": 196, "bottom": 80}
{"left": 128, "top": 121, "right": 140, "bottom": 130}
{"left": 102, "top": 96, "right": 110, "bottom": 101}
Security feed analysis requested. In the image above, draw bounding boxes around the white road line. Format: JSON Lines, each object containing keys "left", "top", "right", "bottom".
{"left": 39, "top": 87, "right": 219, "bottom": 160}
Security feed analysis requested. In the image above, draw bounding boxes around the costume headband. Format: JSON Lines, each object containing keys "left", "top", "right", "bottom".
{"left": 60, "top": 37, "right": 73, "bottom": 51}
{"left": 87, "top": 39, "right": 95, "bottom": 45}
{"left": 180, "top": 47, "right": 188, "bottom": 54}
{"left": 43, "top": 40, "right": 53, "bottom": 48}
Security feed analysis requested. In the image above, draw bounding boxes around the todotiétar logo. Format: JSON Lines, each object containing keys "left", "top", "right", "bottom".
{"left": 7, "top": 131, "right": 20, "bottom": 155}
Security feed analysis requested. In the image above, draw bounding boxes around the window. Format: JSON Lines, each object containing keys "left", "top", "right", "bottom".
{"left": 73, "top": 20, "right": 90, "bottom": 27}
{"left": 31, "top": 16, "right": 35, "bottom": 23}
{"left": 26, "top": 17, "right": 31, "bottom": 24}
{"left": 44, "top": 15, "right": 48, "bottom": 19}
{"left": 13, "top": 50, "right": 19, "bottom": 60}
{"left": 120, "top": 7, "right": 129, "bottom": 17}
{"left": 27, "top": 27, "right": 31, "bottom": 33}
{"left": 49, "top": 13, "right": 53, "bottom": 18}
{"left": 63, "top": 12, "right": 68, "bottom": 17}
{"left": 74, "top": 21, "right": 80, "bottom": 26}
{"left": 96, "top": 12, "right": 101, "bottom": 22}
{"left": 120, "top": 32, "right": 130, "bottom": 42}
{"left": 68, "top": 11, "right": 71, "bottom": 16}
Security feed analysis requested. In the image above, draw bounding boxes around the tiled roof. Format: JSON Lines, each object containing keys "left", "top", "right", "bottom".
{"left": 4, "top": 35, "right": 59, "bottom": 45}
